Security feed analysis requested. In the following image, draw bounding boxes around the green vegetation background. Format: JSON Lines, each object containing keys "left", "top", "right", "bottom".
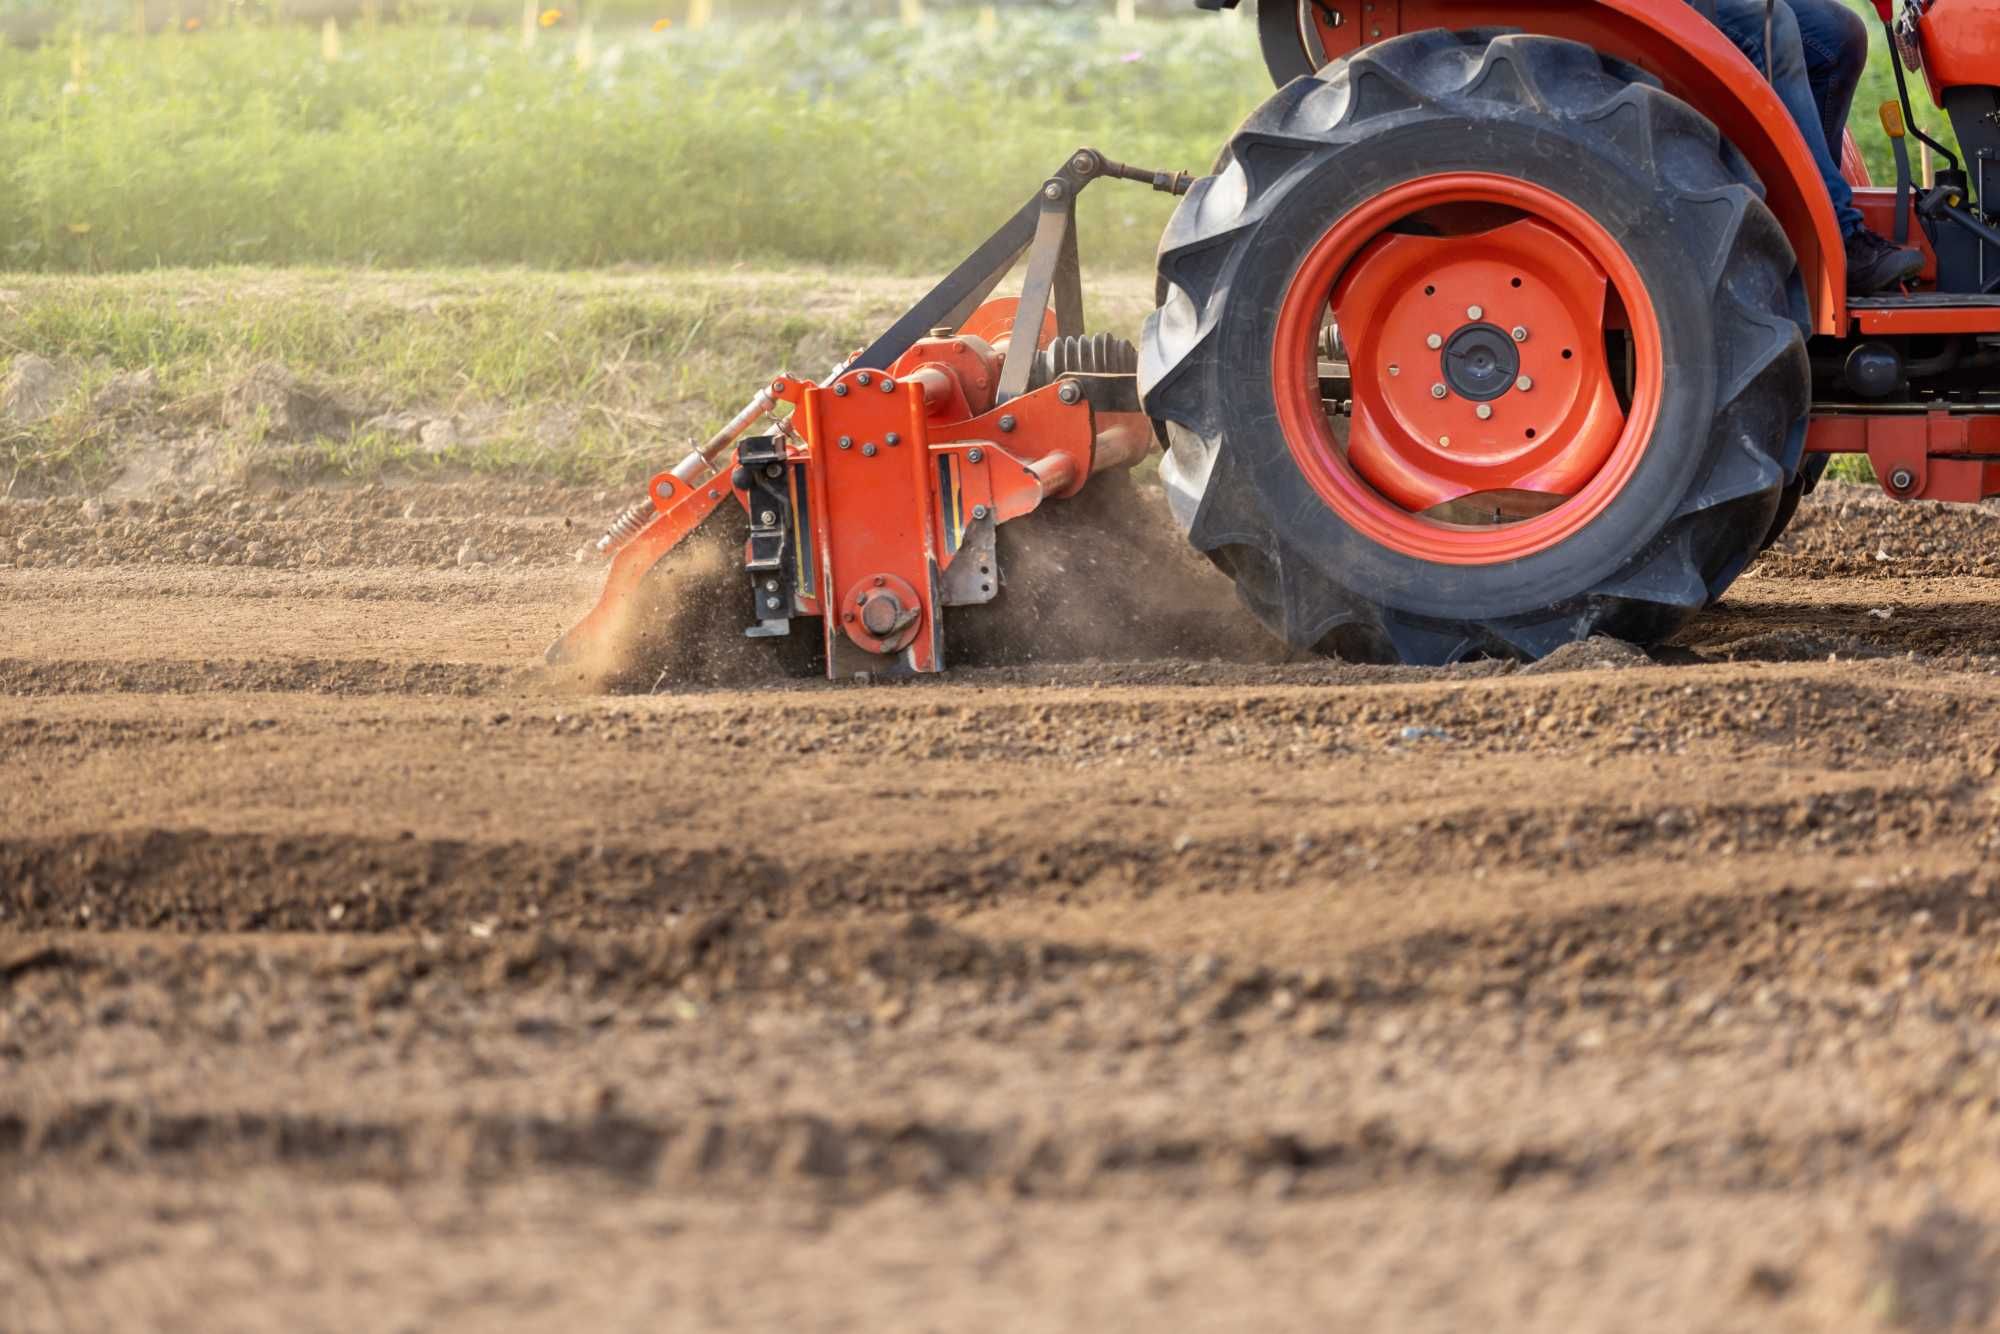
{"left": 0, "top": 0, "right": 1949, "bottom": 273}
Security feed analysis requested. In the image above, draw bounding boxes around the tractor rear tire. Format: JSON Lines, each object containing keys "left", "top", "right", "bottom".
{"left": 1141, "top": 30, "right": 1811, "bottom": 664}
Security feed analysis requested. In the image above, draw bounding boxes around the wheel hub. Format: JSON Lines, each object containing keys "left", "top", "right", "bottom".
{"left": 1440, "top": 323, "right": 1519, "bottom": 402}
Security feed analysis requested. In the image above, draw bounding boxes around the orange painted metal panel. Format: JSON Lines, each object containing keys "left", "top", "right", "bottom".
{"left": 1852, "top": 303, "right": 2000, "bottom": 334}
{"left": 1916, "top": 0, "right": 2000, "bottom": 99}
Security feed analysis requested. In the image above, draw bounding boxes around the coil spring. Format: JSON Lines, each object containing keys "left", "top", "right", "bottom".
{"left": 595, "top": 497, "right": 656, "bottom": 554}
{"left": 1033, "top": 332, "right": 1139, "bottom": 386}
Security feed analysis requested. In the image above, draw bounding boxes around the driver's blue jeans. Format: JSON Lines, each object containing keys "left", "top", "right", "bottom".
{"left": 1707, "top": 0, "right": 1871, "bottom": 238}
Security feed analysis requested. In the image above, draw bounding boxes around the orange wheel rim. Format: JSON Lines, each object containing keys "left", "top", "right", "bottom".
{"left": 1273, "top": 173, "right": 1664, "bottom": 564}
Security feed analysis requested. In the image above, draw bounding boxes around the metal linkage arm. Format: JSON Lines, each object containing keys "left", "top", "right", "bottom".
{"left": 850, "top": 148, "right": 1193, "bottom": 379}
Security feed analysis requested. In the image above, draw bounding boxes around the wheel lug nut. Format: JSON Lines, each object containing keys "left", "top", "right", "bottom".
{"left": 1467, "top": 305, "right": 1483, "bottom": 321}
{"left": 1511, "top": 326, "right": 1529, "bottom": 343}
{"left": 1431, "top": 383, "right": 1448, "bottom": 400}
{"left": 1426, "top": 334, "right": 1443, "bottom": 350}
{"left": 1476, "top": 403, "right": 1494, "bottom": 420}
{"left": 1516, "top": 375, "right": 1533, "bottom": 392}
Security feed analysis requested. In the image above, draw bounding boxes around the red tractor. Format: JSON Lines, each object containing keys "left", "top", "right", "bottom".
{"left": 556, "top": 0, "right": 2000, "bottom": 675}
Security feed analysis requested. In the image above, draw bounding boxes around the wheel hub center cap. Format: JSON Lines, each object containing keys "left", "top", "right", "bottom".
{"left": 1441, "top": 323, "right": 1520, "bottom": 402}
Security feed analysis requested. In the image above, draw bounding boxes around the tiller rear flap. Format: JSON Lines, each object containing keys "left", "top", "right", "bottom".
{"left": 547, "top": 148, "right": 1190, "bottom": 681}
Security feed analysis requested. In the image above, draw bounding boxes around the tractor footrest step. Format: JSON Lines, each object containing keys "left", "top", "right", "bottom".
{"left": 1848, "top": 293, "right": 2000, "bottom": 309}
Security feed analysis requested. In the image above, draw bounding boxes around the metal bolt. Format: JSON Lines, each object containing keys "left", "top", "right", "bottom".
{"left": 759, "top": 510, "right": 777, "bottom": 525}
{"left": 873, "top": 575, "right": 886, "bottom": 587}
{"left": 1890, "top": 466, "right": 1916, "bottom": 491}
{"left": 1043, "top": 182, "right": 1065, "bottom": 201}
{"left": 838, "top": 435, "right": 853, "bottom": 450}
{"left": 767, "top": 597, "right": 781, "bottom": 609}
{"left": 1057, "top": 381, "right": 1082, "bottom": 404}
{"left": 1387, "top": 364, "right": 1400, "bottom": 377}
{"left": 764, "top": 463, "right": 783, "bottom": 478}
{"left": 967, "top": 448, "right": 984, "bottom": 463}
{"left": 833, "top": 384, "right": 848, "bottom": 397}
{"left": 771, "top": 378, "right": 788, "bottom": 394}
{"left": 1515, "top": 375, "right": 1533, "bottom": 393}
{"left": 1467, "top": 305, "right": 1484, "bottom": 321}
{"left": 972, "top": 504, "right": 990, "bottom": 520}
{"left": 856, "top": 372, "right": 872, "bottom": 387}
{"left": 880, "top": 377, "right": 895, "bottom": 393}
{"left": 764, "top": 579, "right": 779, "bottom": 592}
{"left": 708, "top": 490, "right": 720, "bottom": 500}
{"left": 1476, "top": 403, "right": 1494, "bottom": 420}
{"left": 1426, "top": 334, "right": 1443, "bottom": 350}
{"left": 862, "top": 442, "right": 878, "bottom": 457}
{"left": 998, "top": 415, "right": 1016, "bottom": 433}
{"left": 1511, "top": 326, "right": 1529, "bottom": 343}
{"left": 885, "top": 432, "right": 901, "bottom": 446}
{"left": 1438, "top": 436, "right": 1452, "bottom": 449}
{"left": 1431, "top": 384, "right": 1449, "bottom": 400}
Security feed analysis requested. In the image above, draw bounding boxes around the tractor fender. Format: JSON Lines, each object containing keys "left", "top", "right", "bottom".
{"left": 1226, "top": 0, "right": 1850, "bottom": 331}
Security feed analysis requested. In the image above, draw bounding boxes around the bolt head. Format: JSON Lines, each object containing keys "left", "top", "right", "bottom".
{"left": 1515, "top": 375, "right": 1533, "bottom": 393}
{"left": 1043, "top": 182, "right": 1064, "bottom": 201}
{"left": 1387, "top": 364, "right": 1400, "bottom": 377}
{"left": 1438, "top": 436, "right": 1452, "bottom": 449}
{"left": 1057, "top": 381, "right": 1081, "bottom": 404}
{"left": 856, "top": 372, "right": 872, "bottom": 387}
{"left": 764, "top": 463, "right": 782, "bottom": 478}
{"left": 885, "top": 432, "right": 901, "bottom": 446}
{"left": 1431, "top": 383, "right": 1448, "bottom": 400}
{"left": 880, "top": 377, "right": 895, "bottom": 393}
{"left": 1467, "top": 305, "right": 1484, "bottom": 321}
{"left": 759, "top": 509, "right": 777, "bottom": 524}
{"left": 1426, "top": 334, "right": 1443, "bottom": 350}
{"left": 862, "top": 442, "right": 877, "bottom": 457}
{"left": 998, "top": 415, "right": 1016, "bottom": 433}
{"left": 1890, "top": 467, "right": 1916, "bottom": 490}
{"left": 771, "top": 378, "right": 788, "bottom": 393}
{"left": 972, "top": 504, "right": 990, "bottom": 520}
{"left": 833, "top": 384, "right": 848, "bottom": 397}
{"left": 1475, "top": 403, "right": 1493, "bottom": 420}
{"left": 1511, "top": 326, "right": 1529, "bottom": 343}
{"left": 764, "top": 579, "right": 779, "bottom": 591}
{"left": 967, "top": 448, "right": 984, "bottom": 463}
{"left": 838, "top": 435, "right": 852, "bottom": 450}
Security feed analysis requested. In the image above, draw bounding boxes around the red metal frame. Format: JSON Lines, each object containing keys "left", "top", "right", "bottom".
{"left": 1807, "top": 411, "right": 2000, "bottom": 502}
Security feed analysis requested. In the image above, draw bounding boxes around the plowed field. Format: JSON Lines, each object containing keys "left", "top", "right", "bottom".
{"left": 9, "top": 480, "right": 2000, "bottom": 1332}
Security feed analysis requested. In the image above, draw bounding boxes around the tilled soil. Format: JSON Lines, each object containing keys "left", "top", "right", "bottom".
{"left": 10, "top": 479, "right": 2000, "bottom": 1332}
